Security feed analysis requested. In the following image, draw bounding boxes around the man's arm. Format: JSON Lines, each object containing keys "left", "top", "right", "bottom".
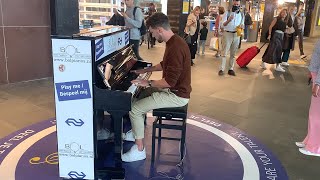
{"left": 150, "top": 79, "right": 171, "bottom": 88}
{"left": 223, "top": 12, "right": 234, "bottom": 27}
{"left": 131, "top": 78, "right": 171, "bottom": 88}
{"left": 186, "top": 14, "right": 196, "bottom": 27}
{"left": 132, "top": 63, "right": 162, "bottom": 74}
{"left": 132, "top": 50, "right": 184, "bottom": 89}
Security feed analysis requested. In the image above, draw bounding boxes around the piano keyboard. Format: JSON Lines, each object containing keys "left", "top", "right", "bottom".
{"left": 126, "top": 72, "right": 151, "bottom": 95}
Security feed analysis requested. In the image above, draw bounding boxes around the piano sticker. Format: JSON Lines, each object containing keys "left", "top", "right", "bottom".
{"left": 55, "top": 80, "right": 91, "bottom": 101}
{"left": 95, "top": 39, "right": 104, "bottom": 60}
{"left": 95, "top": 30, "right": 130, "bottom": 61}
{"left": 125, "top": 31, "right": 129, "bottom": 45}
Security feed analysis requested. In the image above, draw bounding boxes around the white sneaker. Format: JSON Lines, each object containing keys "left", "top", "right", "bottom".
{"left": 281, "top": 62, "right": 289, "bottom": 66}
{"left": 260, "top": 62, "right": 266, "bottom": 69}
{"left": 122, "top": 130, "right": 135, "bottom": 142}
{"left": 122, "top": 144, "right": 146, "bottom": 162}
{"left": 295, "top": 142, "right": 305, "bottom": 148}
{"left": 299, "top": 148, "right": 320, "bottom": 157}
{"left": 97, "top": 129, "right": 111, "bottom": 140}
{"left": 275, "top": 65, "right": 285, "bottom": 72}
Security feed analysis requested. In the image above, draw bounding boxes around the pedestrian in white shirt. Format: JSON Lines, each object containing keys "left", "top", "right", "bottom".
{"left": 219, "top": 0, "right": 244, "bottom": 76}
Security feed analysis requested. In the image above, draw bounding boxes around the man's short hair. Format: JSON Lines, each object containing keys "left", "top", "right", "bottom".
{"left": 146, "top": 12, "right": 171, "bottom": 30}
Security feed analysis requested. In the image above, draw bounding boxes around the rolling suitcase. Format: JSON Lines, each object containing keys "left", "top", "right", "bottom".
{"left": 236, "top": 43, "right": 267, "bottom": 68}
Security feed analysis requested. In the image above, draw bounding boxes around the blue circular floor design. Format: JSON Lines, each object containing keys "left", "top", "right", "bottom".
{"left": 0, "top": 114, "right": 288, "bottom": 180}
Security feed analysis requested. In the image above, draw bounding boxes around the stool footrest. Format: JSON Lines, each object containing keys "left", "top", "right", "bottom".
{"left": 157, "top": 118, "right": 185, "bottom": 122}
{"left": 154, "top": 124, "right": 184, "bottom": 130}
{"left": 154, "top": 136, "right": 181, "bottom": 141}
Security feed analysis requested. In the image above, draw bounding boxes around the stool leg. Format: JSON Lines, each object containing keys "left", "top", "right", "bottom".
{"left": 151, "top": 121, "right": 156, "bottom": 162}
{"left": 180, "top": 119, "right": 187, "bottom": 160}
{"left": 158, "top": 117, "right": 162, "bottom": 143}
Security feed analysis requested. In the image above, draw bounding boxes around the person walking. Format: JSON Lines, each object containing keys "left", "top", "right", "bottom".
{"left": 281, "top": 5, "right": 297, "bottom": 67}
{"left": 146, "top": 3, "right": 157, "bottom": 48}
{"left": 244, "top": 11, "right": 253, "bottom": 41}
{"left": 261, "top": 9, "right": 287, "bottom": 72}
{"left": 294, "top": 8, "right": 307, "bottom": 59}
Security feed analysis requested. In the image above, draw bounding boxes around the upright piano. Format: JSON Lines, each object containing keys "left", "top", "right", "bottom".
{"left": 52, "top": 26, "right": 151, "bottom": 180}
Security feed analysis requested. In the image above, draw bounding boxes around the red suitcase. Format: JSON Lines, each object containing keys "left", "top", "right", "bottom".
{"left": 236, "top": 43, "right": 267, "bottom": 68}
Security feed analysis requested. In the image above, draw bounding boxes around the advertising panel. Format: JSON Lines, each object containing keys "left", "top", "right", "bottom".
{"left": 183, "top": 0, "right": 190, "bottom": 14}
{"left": 52, "top": 39, "right": 94, "bottom": 179}
{"left": 95, "top": 30, "right": 130, "bottom": 61}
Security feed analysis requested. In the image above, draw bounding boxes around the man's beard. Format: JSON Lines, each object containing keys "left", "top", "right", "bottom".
{"left": 157, "top": 35, "right": 163, "bottom": 43}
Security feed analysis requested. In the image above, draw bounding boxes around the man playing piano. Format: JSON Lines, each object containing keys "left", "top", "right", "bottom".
{"left": 121, "top": 12, "right": 192, "bottom": 162}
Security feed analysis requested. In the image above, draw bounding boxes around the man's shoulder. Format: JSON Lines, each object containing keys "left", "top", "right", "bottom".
{"left": 133, "top": 6, "right": 143, "bottom": 15}
{"left": 168, "top": 35, "right": 188, "bottom": 49}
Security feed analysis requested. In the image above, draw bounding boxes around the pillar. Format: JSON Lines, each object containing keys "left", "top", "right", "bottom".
{"left": 260, "top": 0, "right": 277, "bottom": 42}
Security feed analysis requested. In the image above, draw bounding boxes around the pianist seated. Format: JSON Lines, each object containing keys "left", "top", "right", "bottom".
{"left": 121, "top": 12, "right": 192, "bottom": 162}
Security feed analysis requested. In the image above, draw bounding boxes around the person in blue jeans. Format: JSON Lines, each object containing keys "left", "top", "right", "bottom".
{"left": 244, "top": 11, "right": 252, "bottom": 40}
{"left": 197, "top": 21, "right": 208, "bottom": 55}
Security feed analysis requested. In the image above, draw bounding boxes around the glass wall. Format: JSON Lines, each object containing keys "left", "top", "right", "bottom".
{"left": 79, "top": 0, "right": 122, "bottom": 26}
{"left": 79, "top": 0, "right": 163, "bottom": 27}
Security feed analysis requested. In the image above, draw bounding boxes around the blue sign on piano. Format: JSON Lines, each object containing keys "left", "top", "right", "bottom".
{"left": 95, "top": 39, "right": 104, "bottom": 60}
{"left": 125, "top": 31, "right": 129, "bottom": 45}
{"left": 55, "top": 80, "right": 91, "bottom": 101}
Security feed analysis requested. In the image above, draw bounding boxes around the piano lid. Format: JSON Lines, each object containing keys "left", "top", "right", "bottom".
{"left": 76, "top": 26, "right": 127, "bottom": 38}
{"left": 97, "top": 46, "right": 138, "bottom": 89}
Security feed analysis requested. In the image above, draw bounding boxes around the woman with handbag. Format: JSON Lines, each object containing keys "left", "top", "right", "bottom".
{"left": 281, "top": 6, "right": 297, "bottom": 67}
{"left": 185, "top": 6, "right": 200, "bottom": 66}
{"left": 296, "top": 39, "right": 320, "bottom": 157}
{"left": 261, "top": 9, "right": 287, "bottom": 72}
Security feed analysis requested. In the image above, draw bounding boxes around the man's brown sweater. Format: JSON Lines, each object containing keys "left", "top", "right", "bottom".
{"left": 160, "top": 34, "right": 192, "bottom": 98}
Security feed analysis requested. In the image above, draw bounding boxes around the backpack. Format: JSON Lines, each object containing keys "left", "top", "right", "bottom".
{"left": 133, "top": 7, "right": 147, "bottom": 36}
{"left": 245, "top": 13, "right": 253, "bottom": 25}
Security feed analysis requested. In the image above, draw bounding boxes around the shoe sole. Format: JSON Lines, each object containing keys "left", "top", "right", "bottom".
{"left": 299, "top": 148, "right": 320, "bottom": 157}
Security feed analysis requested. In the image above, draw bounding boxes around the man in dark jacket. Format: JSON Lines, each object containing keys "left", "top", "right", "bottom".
{"left": 244, "top": 11, "right": 252, "bottom": 40}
